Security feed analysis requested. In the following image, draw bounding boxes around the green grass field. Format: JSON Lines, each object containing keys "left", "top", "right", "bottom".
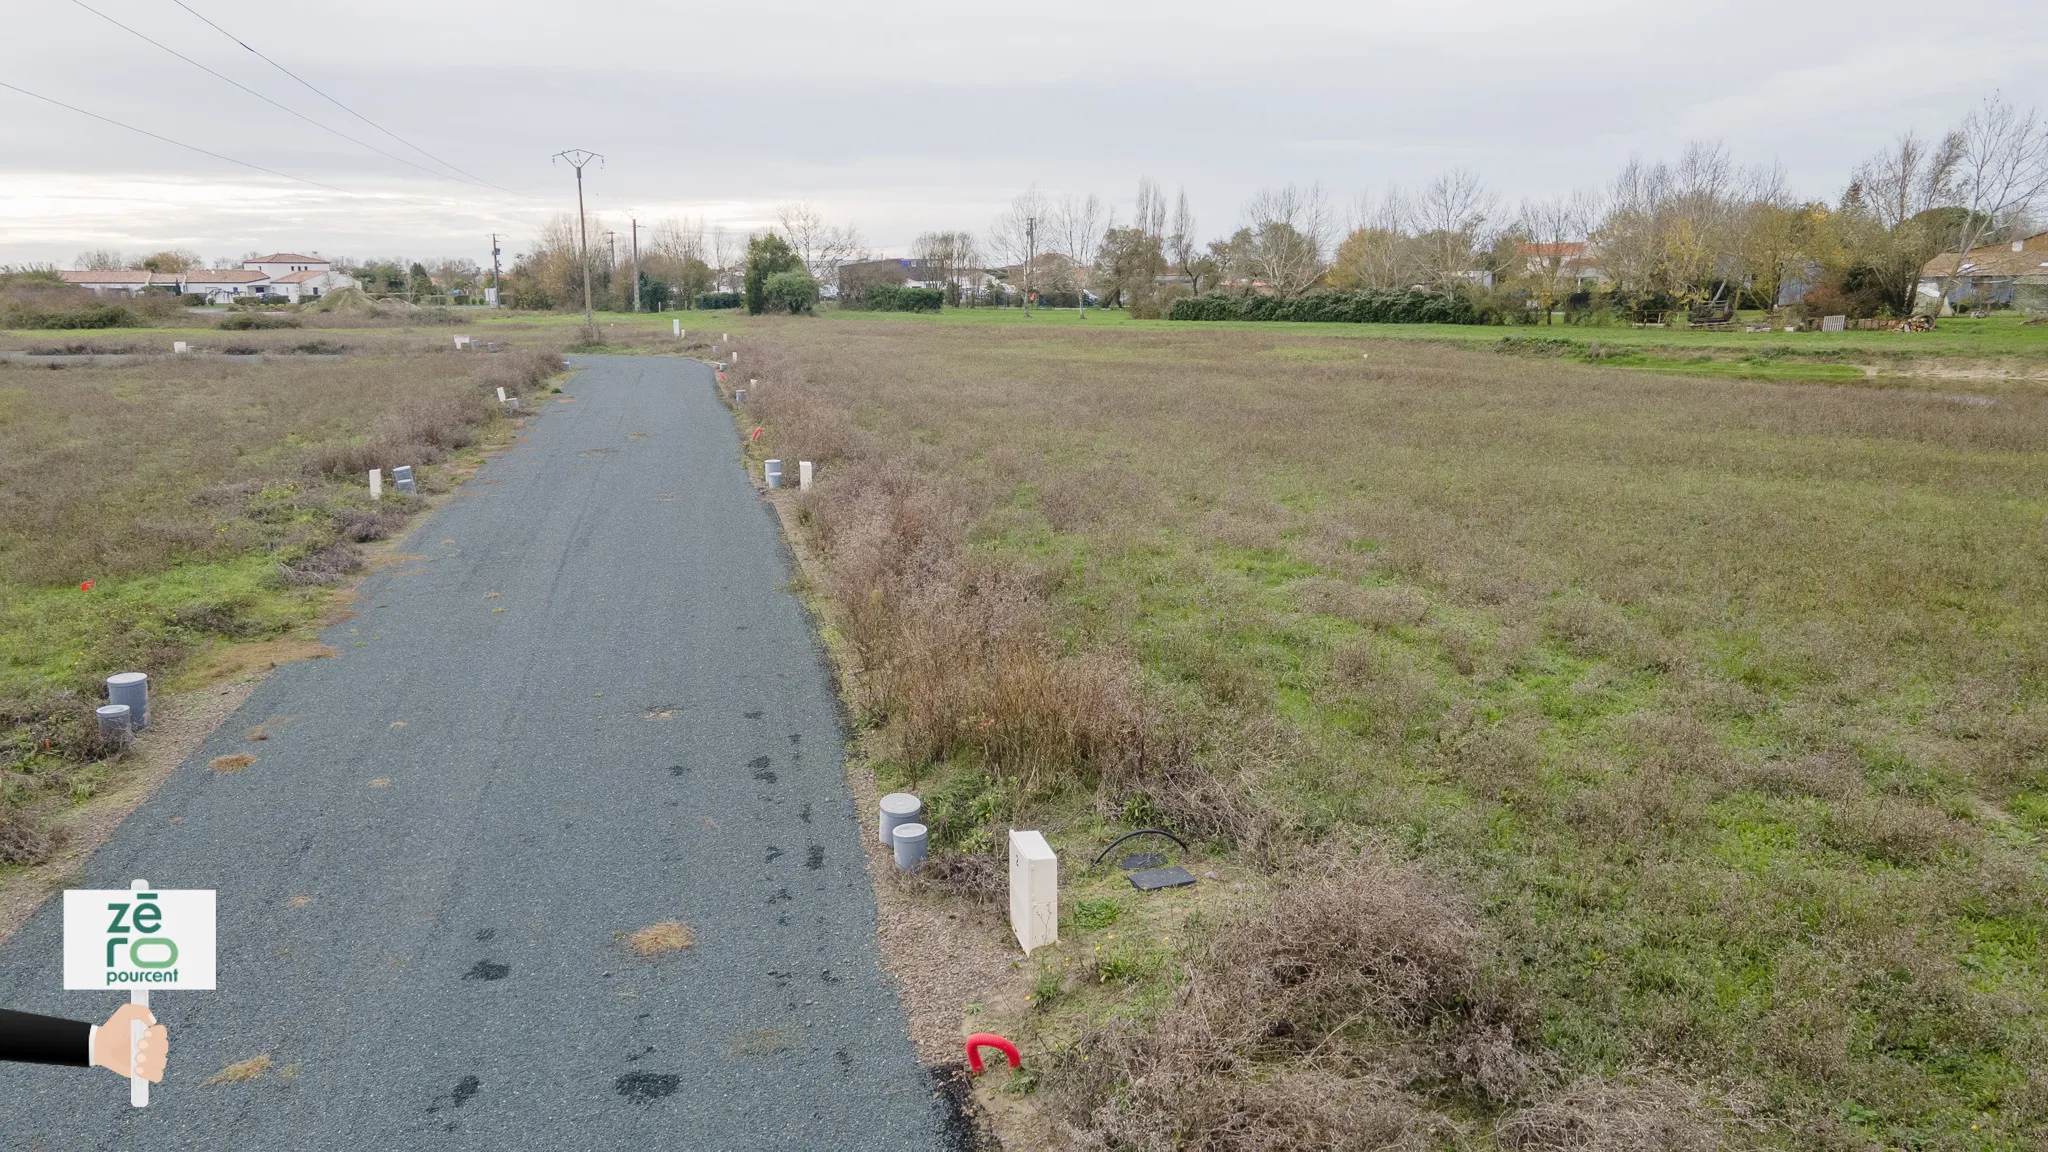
{"left": 719, "top": 309, "right": 2048, "bottom": 1149}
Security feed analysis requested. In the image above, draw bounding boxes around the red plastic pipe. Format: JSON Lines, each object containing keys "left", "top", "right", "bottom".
{"left": 965, "top": 1033, "right": 1021, "bottom": 1075}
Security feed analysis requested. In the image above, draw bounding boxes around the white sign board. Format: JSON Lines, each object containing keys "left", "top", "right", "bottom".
{"left": 63, "top": 889, "right": 216, "bottom": 991}
{"left": 1009, "top": 830, "right": 1058, "bottom": 955}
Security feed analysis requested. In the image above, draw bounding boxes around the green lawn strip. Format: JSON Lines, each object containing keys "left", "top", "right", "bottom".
{"left": 0, "top": 555, "right": 326, "bottom": 699}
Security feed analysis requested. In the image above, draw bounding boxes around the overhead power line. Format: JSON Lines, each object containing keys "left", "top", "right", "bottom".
{"left": 67, "top": 0, "right": 490, "bottom": 191}
{"left": 0, "top": 79, "right": 346, "bottom": 192}
{"left": 169, "top": 0, "right": 518, "bottom": 196}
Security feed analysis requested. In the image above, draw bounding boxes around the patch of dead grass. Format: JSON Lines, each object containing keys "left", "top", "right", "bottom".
{"left": 202, "top": 1053, "right": 271, "bottom": 1086}
{"left": 627, "top": 921, "right": 694, "bottom": 957}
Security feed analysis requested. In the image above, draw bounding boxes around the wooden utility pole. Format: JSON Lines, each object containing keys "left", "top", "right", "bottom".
{"left": 630, "top": 217, "right": 641, "bottom": 313}
{"left": 552, "top": 149, "right": 603, "bottom": 331}
{"left": 489, "top": 232, "right": 501, "bottom": 307}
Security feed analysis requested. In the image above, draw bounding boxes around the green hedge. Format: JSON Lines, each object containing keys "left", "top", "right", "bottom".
{"left": 1170, "top": 289, "right": 1477, "bottom": 324}
{"left": 695, "top": 292, "right": 742, "bottom": 310}
{"left": 846, "top": 285, "right": 944, "bottom": 313}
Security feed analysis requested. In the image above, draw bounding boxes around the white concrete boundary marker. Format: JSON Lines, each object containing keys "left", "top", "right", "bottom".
{"left": 1009, "top": 830, "right": 1057, "bottom": 954}
{"left": 799, "top": 461, "right": 813, "bottom": 491}
{"left": 369, "top": 468, "right": 382, "bottom": 501}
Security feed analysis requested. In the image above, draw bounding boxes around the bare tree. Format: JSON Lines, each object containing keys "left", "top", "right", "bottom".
{"left": 1853, "top": 131, "right": 1962, "bottom": 232}
{"left": 1410, "top": 169, "right": 1496, "bottom": 293}
{"left": 651, "top": 217, "right": 707, "bottom": 266}
{"left": 710, "top": 225, "right": 740, "bottom": 292}
{"left": 1328, "top": 187, "right": 1414, "bottom": 292}
{"left": 1051, "top": 192, "right": 1107, "bottom": 315}
{"left": 1515, "top": 190, "right": 1598, "bottom": 320}
{"left": 775, "top": 202, "right": 868, "bottom": 288}
{"left": 75, "top": 249, "right": 124, "bottom": 270}
{"left": 989, "top": 187, "right": 1050, "bottom": 310}
{"left": 1134, "top": 178, "right": 1168, "bottom": 241}
{"left": 912, "top": 230, "right": 982, "bottom": 304}
{"left": 1931, "top": 93, "right": 2048, "bottom": 311}
{"left": 1239, "top": 183, "right": 1332, "bottom": 297}
{"left": 1167, "top": 187, "right": 1210, "bottom": 293}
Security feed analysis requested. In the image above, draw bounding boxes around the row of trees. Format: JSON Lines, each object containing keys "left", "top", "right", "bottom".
{"left": 986, "top": 93, "right": 2047, "bottom": 321}
{"left": 495, "top": 92, "right": 2044, "bottom": 320}
{"left": 502, "top": 203, "right": 868, "bottom": 312}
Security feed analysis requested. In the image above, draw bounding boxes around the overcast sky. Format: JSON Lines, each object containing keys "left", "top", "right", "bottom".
{"left": 4, "top": 0, "right": 2045, "bottom": 268}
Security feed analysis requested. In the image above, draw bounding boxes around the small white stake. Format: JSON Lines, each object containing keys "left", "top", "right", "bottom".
{"left": 369, "top": 468, "right": 382, "bottom": 501}
{"left": 496, "top": 386, "right": 507, "bottom": 402}
{"left": 799, "top": 460, "right": 813, "bottom": 490}
{"left": 673, "top": 319, "right": 681, "bottom": 337}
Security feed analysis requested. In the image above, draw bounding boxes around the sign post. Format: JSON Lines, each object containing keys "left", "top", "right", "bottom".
{"left": 63, "top": 879, "right": 216, "bottom": 1107}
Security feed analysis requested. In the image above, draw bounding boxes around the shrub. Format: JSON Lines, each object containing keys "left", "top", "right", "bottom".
{"left": 15, "top": 304, "right": 140, "bottom": 330}
{"left": 216, "top": 313, "right": 302, "bottom": 330}
{"left": 763, "top": 271, "right": 820, "bottom": 315}
{"left": 1170, "top": 288, "right": 1479, "bottom": 324}
{"left": 1, "top": 284, "right": 146, "bottom": 330}
{"left": 1041, "top": 851, "right": 1544, "bottom": 1146}
{"left": 744, "top": 233, "right": 803, "bottom": 315}
{"left": 695, "top": 291, "right": 742, "bottom": 310}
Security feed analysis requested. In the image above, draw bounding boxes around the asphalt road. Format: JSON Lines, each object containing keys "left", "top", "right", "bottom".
{"left": 0, "top": 356, "right": 956, "bottom": 1150}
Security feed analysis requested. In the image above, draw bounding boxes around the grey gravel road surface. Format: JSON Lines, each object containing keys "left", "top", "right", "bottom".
{"left": 0, "top": 355, "right": 955, "bottom": 1150}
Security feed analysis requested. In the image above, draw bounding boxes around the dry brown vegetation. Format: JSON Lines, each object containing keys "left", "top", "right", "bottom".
{"left": 201, "top": 1052, "right": 272, "bottom": 1086}
{"left": 730, "top": 315, "right": 2048, "bottom": 1149}
{"left": 628, "top": 921, "right": 695, "bottom": 957}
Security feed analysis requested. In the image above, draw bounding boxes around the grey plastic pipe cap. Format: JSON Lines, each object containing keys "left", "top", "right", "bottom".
{"left": 106, "top": 672, "right": 149, "bottom": 731}
{"left": 892, "top": 823, "right": 928, "bottom": 871}
{"left": 879, "top": 792, "right": 922, "bottom": 846}
{"left": 96, "top": 704, "right": 133, "bottom": 739}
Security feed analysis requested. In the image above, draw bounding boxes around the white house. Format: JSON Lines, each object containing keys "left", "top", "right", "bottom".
{"left": 179, "top": 269, "right": 272, "bottom": 303}
{"left": 268, "top": 268, "right": 356, "bottom": 303}
{"left": 59, "top": 270, "right": 160, "bottom": 295}
{"left": 241, "top": 252, "right": 328, "bottom": 279}
{"left": 59, "top": 250, "right": 357, "bottom": 304}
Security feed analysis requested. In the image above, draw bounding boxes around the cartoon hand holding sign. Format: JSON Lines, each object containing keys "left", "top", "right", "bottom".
{"left": 56, "top": 879, "right": 215, "bottom": 1105}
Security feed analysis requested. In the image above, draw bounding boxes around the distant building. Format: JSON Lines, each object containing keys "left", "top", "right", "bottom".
{"left": 837, "top": 257, "right": 996, "bottom": 302}
{"left": 59, "top": 250, "right": 358, "bottom": 304}
{"left": 1517, "top": 241, "right": 1600, "bottom": 287}
{"left": 57, "top": 269, "right": 172, "bottom": 294}
{"left": 1918, "top": 231, "right": 2048, "bottom": 310}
